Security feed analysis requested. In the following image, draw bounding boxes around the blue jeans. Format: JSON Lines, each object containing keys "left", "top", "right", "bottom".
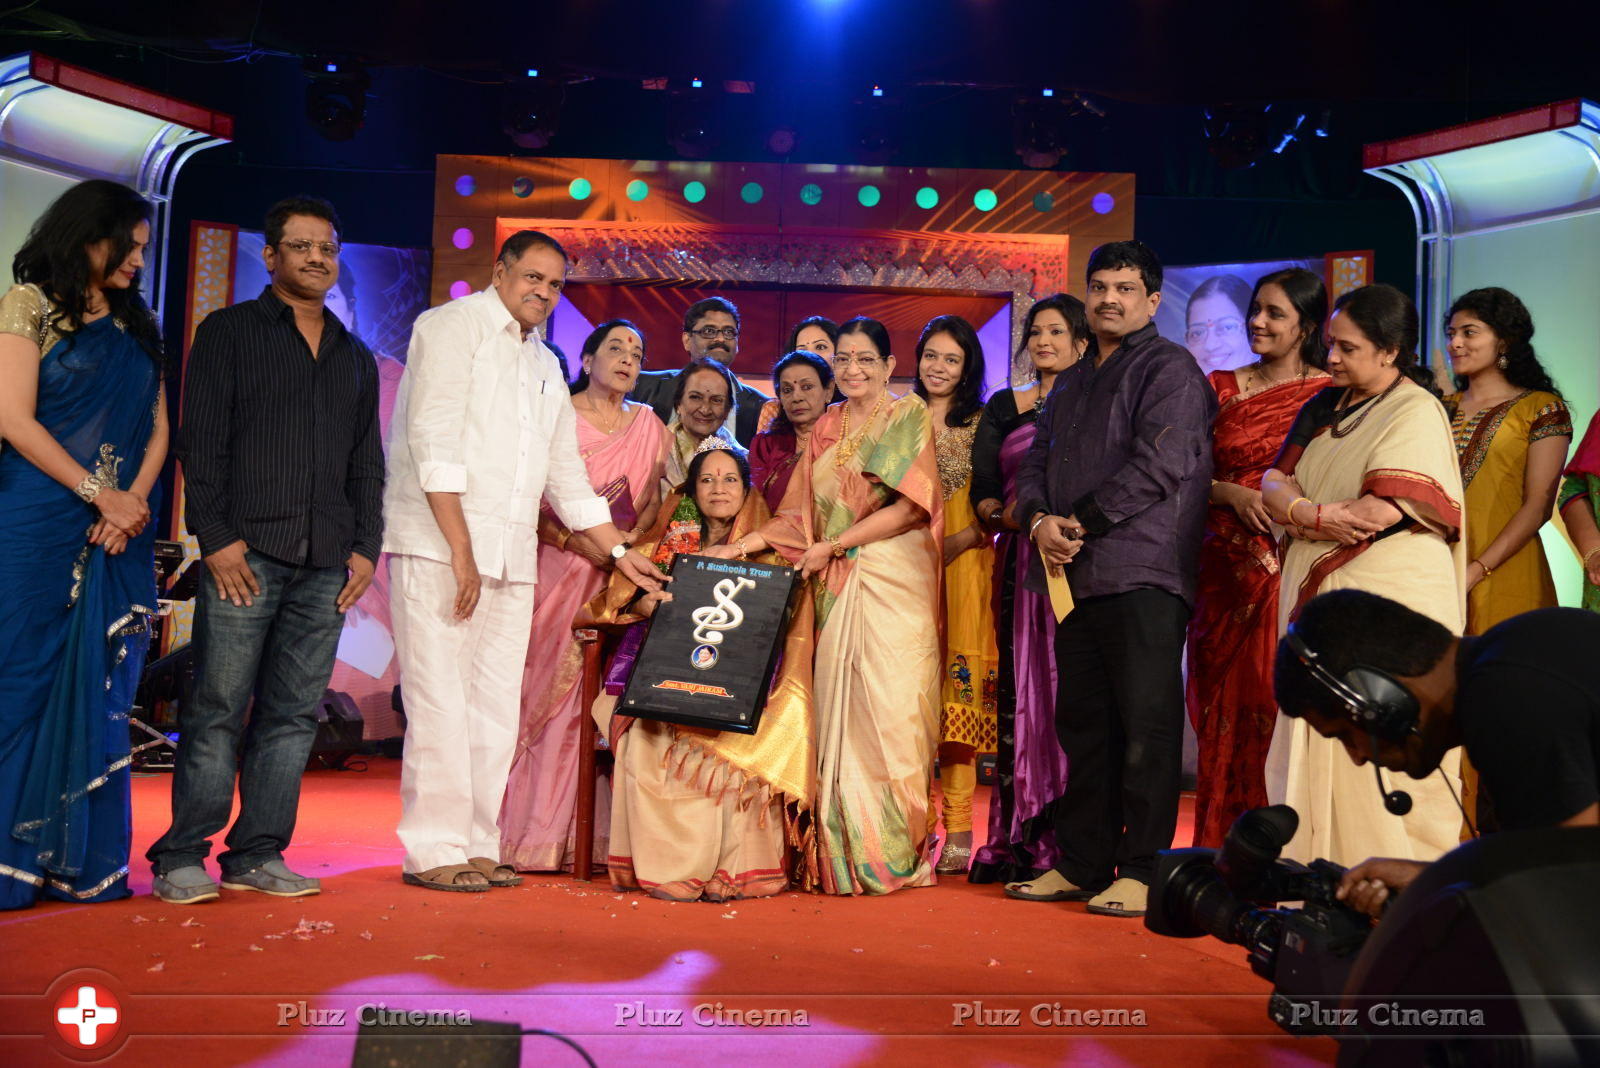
{"left": 147, "top": 550, "right": 345, "bottom": 878}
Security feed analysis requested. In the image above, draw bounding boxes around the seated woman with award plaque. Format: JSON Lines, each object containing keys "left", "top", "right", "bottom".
{"left": 588, "top": 438, "right": 816, "bottom": 902}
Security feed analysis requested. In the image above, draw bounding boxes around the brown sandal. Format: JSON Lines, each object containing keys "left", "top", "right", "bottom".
{"left": 467, "top": 857, "right": 523, "bottom": 887}
{"left": 403, "top": 864, "right": 491, "bottom": 892}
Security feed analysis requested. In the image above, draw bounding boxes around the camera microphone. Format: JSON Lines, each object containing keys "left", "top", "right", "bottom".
{"left": 1374, "top": 764, "right": 1412, "bottom": 816}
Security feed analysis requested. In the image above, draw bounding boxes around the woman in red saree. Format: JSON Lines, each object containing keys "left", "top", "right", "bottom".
{"left": 1186, "top": 268, "right": 1328, "bottom": 847}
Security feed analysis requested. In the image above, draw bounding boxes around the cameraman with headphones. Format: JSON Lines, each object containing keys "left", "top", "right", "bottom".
{"left": 1273, "top": 589, "right": 1600, "bottom": 919}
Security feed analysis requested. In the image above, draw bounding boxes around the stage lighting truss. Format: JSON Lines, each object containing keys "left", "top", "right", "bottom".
{"left": 503, "top": 70, "right": 566, "bottom": 150}
{"left": 303, "top": 57, "right": 370, "bottom": 142}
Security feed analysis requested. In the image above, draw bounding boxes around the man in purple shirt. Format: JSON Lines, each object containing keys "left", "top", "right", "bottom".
{"left": 1010, "top": 240, "right": 1216, "bottom": 917}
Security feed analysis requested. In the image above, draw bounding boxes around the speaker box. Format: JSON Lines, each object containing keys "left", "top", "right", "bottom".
{"left": 306, "top": 690, "right": 364, "bottom": 770}
{"left": 351, "top": 1017, "right": 520, "bottom": 1067}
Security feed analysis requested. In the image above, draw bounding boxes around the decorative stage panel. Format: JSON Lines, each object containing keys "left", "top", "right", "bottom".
{"left": 432, "top": 156, "right": 1134, "bottom": 388}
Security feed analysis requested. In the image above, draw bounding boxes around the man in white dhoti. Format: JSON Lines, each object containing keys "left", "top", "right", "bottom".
{"left": 384, "top": 229, "right": 661, "bottom": 891}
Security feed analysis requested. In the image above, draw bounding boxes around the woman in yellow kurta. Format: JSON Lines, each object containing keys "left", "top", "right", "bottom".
{"left": 1440, "top": 288, "right": 1572, "bottom": 634}
{"left": 716, "top": 316, "right": 944, "bottom": 895}
{"left": 1261, "top": 285, "right": 1466, "bottom": 868}
{"left": 592, "top": 440, "right": 815, "bottom": 901}
{"left": 912, "top": 315, "right": 997, "bottom": 874}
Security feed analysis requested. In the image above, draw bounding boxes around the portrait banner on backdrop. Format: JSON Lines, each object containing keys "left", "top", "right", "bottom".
{"left": 619, "top": 554, "right": 798, "bottom": 734}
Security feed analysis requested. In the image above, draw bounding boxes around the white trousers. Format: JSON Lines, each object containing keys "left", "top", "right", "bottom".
{"left": 389, "top": 554, "right": 536, "bottom": 873}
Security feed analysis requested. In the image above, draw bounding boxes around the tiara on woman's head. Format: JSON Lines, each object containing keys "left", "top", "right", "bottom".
{"left": 693, "top": 434, "right": 739, "bottom": 456}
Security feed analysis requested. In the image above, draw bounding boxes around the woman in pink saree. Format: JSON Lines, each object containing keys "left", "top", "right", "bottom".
{"left": 498, "top": 320, "right": 668, "bottom": 871}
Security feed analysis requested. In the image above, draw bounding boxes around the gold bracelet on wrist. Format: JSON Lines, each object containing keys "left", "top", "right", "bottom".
{"left": 1286, "top": 496, "right": 1312, "bottom": 526}
{"left": 75, "top": 475, "right": 103, "bottom": 503}
{"left": 1582, "top": 546, "right": 1600, "bottom": 570}
{"left": 734, "top": 537, "right": 749, "bottom": 558}
{"left": 829, "top": 535, "right": 846, "bottom": 558}
{"left": 1473, "top": 558, "right": 1493, "bottom": 578}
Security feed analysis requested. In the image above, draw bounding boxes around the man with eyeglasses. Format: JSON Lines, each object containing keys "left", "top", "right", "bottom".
{"left": 149, "top": 195, "right": 384, "bottom": 903}
{"left": 627, "top": 296, "right": 771, "bottom": 446}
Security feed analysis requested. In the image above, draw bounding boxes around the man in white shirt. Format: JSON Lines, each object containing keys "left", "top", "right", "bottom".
{"left": 385, "top": 229, "right": 661, "bottom": 892}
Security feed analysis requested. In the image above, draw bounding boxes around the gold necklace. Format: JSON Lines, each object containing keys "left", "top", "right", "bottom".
{"left": 835, "top": 391, "right": 887, "bottom": 468}
{"left": 583, "top": 395, "right": 623, "bottom": 435}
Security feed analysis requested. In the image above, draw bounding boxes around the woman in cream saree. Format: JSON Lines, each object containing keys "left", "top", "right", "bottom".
{"left": 593, "top": 442, "right": 815, "bottom": 901}
{"left": 1262, "top": 285, "right": 1466, "bottom": 868}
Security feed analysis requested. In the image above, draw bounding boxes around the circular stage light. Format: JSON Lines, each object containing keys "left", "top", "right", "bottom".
{"left": 915, "top": 186, "right": 939, "bottom": 210}
{"left": 800, "top": 183, "right": 823, "bottom": 206}
{"left": 1033, "top": 191, "right": 1055, "bottom": 212}
{"left": 449, "top": 280, "right": 472, "bottom": 299}
{"left": 454, "top": 175, "right": 475, "bottom": 197}
{"left": 568, "top": 178, "right": 592, "bottom": 200}
{"left": 1092, "top": 192, "right": 1115, "bottom": 214}
{"left": 858, "top": 185, "right": 881, "bottom": 207}
{"left": 626, "top": 179, "right": 649, "bottom": 202}
{"left": 974, "top": 188, "right": 998, "bottom": 212}
{"left": 451, "top": 227, "right": 474, "bottom": 250}
{"left": 511, "top": 177, "right": 534, "bottom": 198}
{"left": 741, "top": 182, "right": 764, "bottom": 204}
{"left": 684, "top": 181, "right": 708, "bottom": 204}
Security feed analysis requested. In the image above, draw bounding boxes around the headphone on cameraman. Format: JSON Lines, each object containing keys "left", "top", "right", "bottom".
{"left": 1283, "top": 623, "right": 1420, "bottom": 741}
{"left": 1284, "top": 622, "right": 1423, "bottom": 817}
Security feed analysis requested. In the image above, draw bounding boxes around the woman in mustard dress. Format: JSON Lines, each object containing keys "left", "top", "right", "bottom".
{"left": 1441, "top": 288, "right": 1571, "bottom": 635}
{"left": 1440, "top": 288, "right": 1570, "bottom": 832}
{"left": 912, "top": 314, "right": 996, "bottom": 874}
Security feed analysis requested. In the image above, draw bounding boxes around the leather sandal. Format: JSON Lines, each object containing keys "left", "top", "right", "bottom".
{"left": 1003, "top": 869, "right": 1098, "bottom": 902}
{"left": 402, "top": 864, "right": 491, "bottom": 892}
{"left": 467, "top": 857, "right": 524, "bottom": 887}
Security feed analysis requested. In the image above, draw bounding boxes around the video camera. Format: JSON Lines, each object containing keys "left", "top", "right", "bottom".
{"left": 1144, "top": 805, "right": 1372, "bottom": 1036}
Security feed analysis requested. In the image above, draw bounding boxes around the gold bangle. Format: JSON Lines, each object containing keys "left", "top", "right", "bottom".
{"left": 1286, "top": 497, "right": 1312, "bottom": 525}
{"left": 1583, "top": 546, "right": 1600, "bottom": 570}
{"left": 1473, "top": 558, "right": 1493, "bottom": 577}
{"left": 829, "top": 535, "right": 846, "bottom": 558}
{"left": 734, "top": 537, "right": 749, "bottom": 558}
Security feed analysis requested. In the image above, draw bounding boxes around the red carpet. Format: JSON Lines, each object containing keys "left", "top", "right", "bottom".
{"left": 0, "top": 760, "right": 1336, "bottom": 1066}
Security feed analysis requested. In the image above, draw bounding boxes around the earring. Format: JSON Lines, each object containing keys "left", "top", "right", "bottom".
{"left": 1496, "top": 354, "right": 1509, "bottom": 370}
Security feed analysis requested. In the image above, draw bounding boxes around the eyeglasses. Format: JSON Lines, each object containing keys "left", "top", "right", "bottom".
{"left": 278, "top": 239, "right": 342, "bottom": 258}
{"left": 691, "top": 325, "right": 739, "bottom": 341}
{"left": 1185, "top": 317, "right": 1244, "bottom": 345}
{"left": 832, "top": 354, "right": 883, "bottom": 370}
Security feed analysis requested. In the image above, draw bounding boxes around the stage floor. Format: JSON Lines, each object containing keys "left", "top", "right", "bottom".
{"left": 1, "top": 759, "right": 1336, "bottom": 1066}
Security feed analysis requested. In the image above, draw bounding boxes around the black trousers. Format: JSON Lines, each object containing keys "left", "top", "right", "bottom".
{"left": 1050, "top": 587, "right": 1190, "bottom": 889}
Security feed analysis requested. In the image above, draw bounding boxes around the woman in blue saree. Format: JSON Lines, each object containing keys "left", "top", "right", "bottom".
{"left": 0, "top": 180, "right": 168, "bottom": 910}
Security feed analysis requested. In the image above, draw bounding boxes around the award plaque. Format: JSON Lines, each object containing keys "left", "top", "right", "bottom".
{"left": 618, "top": 553, "right": 799, "bottom": 734}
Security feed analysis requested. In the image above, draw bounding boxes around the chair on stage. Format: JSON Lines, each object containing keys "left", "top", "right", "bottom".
{"left": 570, "top": 626, "right": 611, "bottom": 882}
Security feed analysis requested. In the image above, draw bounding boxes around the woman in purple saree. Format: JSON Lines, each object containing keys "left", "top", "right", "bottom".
{"left": 967, "top": 294, "right": 1087, "bottom": 884}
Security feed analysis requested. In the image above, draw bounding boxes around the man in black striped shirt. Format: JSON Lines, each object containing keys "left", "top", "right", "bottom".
{"left": 147, "top": 196, "right": 384, "bottom": 904}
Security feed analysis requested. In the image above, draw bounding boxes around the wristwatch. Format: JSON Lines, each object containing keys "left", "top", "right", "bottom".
{"left": 610, "top": 542, "right": 629, "bottom": 561}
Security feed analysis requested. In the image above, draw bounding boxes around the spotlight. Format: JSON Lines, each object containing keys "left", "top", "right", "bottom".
{"left": 1201, "top": 104, "right": 1287, "bottom": 169}
{"left": 1272, "top": 113, "right": 1308, "bottom": 156}
{"left": 852, "top": 87, "right": 899, "bottom": 164}
{"left": 691, "top": 77, "right": 704, "bottom": 89}
{"left": 502, "top": 70, "right": 565, "bottom": 150}
{"left": 766, "top": 125, "right": 799, "bottom": 155}
{"left": 1041, "top": 88, "right": 1054, "bottom": 97}
{"left": 304, "top": 57, "right": 369, "bottom": 142}
{"left": 1013, "top": 94, "right": 1070, "bottom": 168}
{"left": 667, "top": 88, "right": 720, "bottom": 158}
